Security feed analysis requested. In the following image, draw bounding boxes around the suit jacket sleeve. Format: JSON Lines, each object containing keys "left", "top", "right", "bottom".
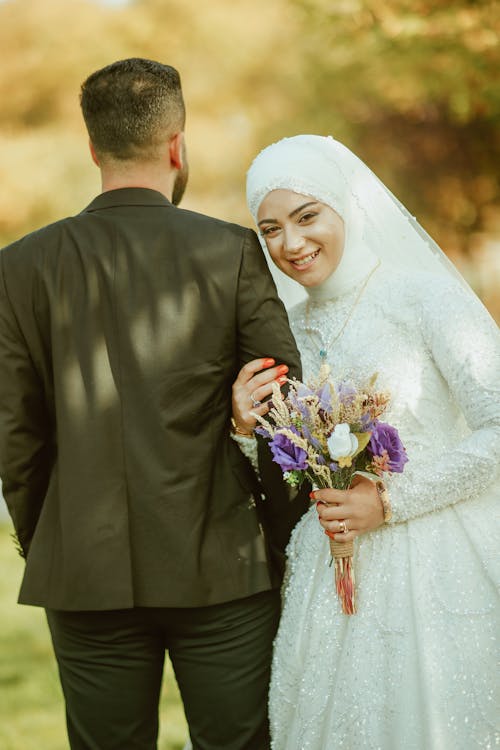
{"left": 236, "top": 228, "right": 302, "bottom": 377}
{"left": 236, "top": 229, "right": 310, "bottom": 559}
{"left": 0, "top": 251, "right": 53, "bottom": 557}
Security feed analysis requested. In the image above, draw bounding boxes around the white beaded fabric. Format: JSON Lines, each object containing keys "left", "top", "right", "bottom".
{"left": 269, "top": 266, "right": 500, "bottom": 750}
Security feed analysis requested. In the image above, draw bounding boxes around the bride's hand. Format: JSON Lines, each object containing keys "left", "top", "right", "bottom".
{"left": 231, "top": 357, "right": 289, "bottom": 436}
{"left": 312, "top": 476, "right": 385, "bottom": 542}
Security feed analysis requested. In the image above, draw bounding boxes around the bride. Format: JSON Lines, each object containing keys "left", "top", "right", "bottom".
{"left": 231, "top": 135, "right": 500, "bottom": 749}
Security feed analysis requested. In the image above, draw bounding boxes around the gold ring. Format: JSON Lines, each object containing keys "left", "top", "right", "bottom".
{"left": 339, "top": 520, "right": 348, "bottom": 534}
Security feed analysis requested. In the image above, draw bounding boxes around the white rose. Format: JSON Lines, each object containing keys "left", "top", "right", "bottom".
{"left": 327, "top": 423, "right": 358, "bottom": 460}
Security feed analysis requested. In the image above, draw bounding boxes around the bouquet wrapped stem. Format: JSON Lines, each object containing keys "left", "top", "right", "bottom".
{"left": 318, "top": 473, "right": 356, "bottom": 615}
{"left": 329, "top": 538, "right": 355, "bottom": 615}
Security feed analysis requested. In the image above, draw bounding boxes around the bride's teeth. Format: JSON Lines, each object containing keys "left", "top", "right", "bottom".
{"left": 294, "top": 250, "right": 318, "bottom": 266}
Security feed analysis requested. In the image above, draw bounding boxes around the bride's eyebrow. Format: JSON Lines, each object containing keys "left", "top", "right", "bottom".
{"left": 257, "top": 201, "right": 318, "bottom": 226}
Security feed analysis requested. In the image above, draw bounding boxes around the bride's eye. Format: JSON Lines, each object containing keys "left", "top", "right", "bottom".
{"left": 260, "top": 225, "right": 281, "bottom": 237}
{"left": 298, "top": 212, "right": 317, "bottom": 223}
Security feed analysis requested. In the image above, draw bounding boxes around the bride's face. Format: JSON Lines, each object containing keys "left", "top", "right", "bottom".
{"left": 257, "top": 189, "right": 345, "bottom": 287}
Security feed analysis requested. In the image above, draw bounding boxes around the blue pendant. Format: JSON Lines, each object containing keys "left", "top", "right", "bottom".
{"left": 319, "top": 349, "right": 328, "bottom": 359}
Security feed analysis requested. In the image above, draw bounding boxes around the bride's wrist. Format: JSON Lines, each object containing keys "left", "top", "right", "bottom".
{"left": 230, "top": 417, "right": 254, "bottom": 438}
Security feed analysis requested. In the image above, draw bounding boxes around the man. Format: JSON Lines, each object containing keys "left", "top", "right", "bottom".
{"left": 0, "top": 59, "right": 308, "bottom": 750}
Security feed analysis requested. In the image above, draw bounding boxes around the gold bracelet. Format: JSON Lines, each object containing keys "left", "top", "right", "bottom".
{"left": 230, "top": 418, "right": 254, "bottom": 438}
{"left": 375, "top": 481, "right": 393, "bottom": 523}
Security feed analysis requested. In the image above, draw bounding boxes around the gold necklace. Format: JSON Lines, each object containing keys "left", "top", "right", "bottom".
{"left": 305, "top": 261, "right": 380, "bottom": 361}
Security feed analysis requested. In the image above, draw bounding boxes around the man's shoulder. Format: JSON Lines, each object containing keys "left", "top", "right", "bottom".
{"left": 173, "top": 205, "right": 256, "bottom": 241}
{"left": 1, "top": 204, "right": 260, "bottom": 263}
{"left": 1, "top": 215, "right": 80, "bottom": 258}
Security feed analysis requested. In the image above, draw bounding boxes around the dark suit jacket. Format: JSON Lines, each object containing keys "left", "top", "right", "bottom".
{"left": 0, "top": 188, "right": 308, "bottom": 610}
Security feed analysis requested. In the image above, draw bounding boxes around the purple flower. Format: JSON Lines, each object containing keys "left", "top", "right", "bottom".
{"left": 293, "top": 382, "right": 332, "bottom": 415}
{"left": 336, "top": 382, "right": 357, "bottom": 403}
{"left": 302, "top": 423, "right": 321, "bottom": 450}
{"left": 367, "top": 422, "right": 408, "bottom": 473}
{"left": 255, "top": 426, "right": 270, "bottom": 438}
{"left": 287, "top": 388, "right": 310, "bottom": 420}
{"left": 360, "top": 413, "right": 376, "bottom": 431}
{"left": 269, "top": 430, "right": 308, "bottom": 473}
{"left": 317, "top": 382, "right": 333, "bottom": 412}
{"left": 296, "top": 383, "right": 316, "bottom": 399}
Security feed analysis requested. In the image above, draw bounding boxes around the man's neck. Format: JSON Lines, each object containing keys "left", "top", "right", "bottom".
{"left": 99, "top": 164, "right": 175, "bottom": 202}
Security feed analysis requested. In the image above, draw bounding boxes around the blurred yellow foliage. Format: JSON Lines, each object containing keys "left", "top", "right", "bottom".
{"left": 0, "top": 0, "right": 498, "bottom": 319}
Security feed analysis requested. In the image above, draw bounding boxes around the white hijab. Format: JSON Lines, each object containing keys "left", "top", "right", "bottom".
{"left": 246, "top": 134, "right": 476, "bottom": 309}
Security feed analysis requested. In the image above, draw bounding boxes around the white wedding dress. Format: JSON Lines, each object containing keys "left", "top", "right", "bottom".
{"left": 269, "top": 263, "right": 500, "bottom": 749}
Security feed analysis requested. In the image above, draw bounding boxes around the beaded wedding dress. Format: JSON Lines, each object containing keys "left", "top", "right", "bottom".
{"left": 268, "top": 259, "right": 500, "bottom": 750}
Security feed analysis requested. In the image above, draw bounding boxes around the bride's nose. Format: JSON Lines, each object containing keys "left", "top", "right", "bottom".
{"left": 283, "top": 226, "right": 305, "bottom": 255}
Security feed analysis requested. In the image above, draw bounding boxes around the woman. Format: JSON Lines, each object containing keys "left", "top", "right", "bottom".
{"left": 231, "top": 135, "right": 500, "bottom": 749}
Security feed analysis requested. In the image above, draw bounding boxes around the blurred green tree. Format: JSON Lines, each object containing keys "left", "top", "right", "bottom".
{"left": 254, "top": 0, "right": 500, "bottom": 258}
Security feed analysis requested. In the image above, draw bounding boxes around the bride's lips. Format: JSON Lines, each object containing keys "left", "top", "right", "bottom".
{"left": 289, "top": 249, "right": 320, "bottom": 270}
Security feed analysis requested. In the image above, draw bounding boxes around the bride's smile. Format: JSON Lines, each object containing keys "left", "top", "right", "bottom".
{"left": 289, "top": 248, "right": 320, "bottom": 268}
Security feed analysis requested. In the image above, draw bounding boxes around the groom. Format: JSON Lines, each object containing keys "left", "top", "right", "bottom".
{"left": 0, "top": 58, "right": 308, "bottom": 749}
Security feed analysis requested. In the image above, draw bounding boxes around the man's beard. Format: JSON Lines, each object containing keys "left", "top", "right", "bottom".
{"left": 172, "top": 142, "right": 188, "bottom": 205}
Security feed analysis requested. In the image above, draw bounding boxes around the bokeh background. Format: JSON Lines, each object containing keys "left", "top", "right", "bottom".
{"left": 0, "top": 0, "right": 499, "bottom": 747}
{"left": 1, "top": 0, "right": 499, "bottom": 316}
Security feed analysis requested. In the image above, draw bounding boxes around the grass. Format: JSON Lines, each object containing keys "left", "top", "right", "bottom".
{"left": 0, "top": 522, "right": 189, "bottom": 749}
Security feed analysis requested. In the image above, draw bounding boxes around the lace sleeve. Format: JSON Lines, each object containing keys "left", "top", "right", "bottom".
{"left": 230, "top": 431, "right": 259, "bottom": 473}
{"left": 388, "top": 277, "right": 500, "bottom": 523}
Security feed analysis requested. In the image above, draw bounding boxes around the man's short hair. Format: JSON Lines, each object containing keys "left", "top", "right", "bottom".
{"left": 80, "top": 58, "right": 185, "bottom": 162}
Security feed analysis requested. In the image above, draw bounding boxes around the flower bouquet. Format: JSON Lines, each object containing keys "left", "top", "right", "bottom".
{"left": 254, "top": 364, "right": 407, "bottom": 614}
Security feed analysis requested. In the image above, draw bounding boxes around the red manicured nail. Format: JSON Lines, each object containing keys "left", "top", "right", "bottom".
{"left": 262, "top": 358, "right": 275, "bottom": 367}
{"left": 276, "top": 365, "right": 289, "bottom": 375}
{"left": 276, "top": 375, "right": 287, "bottom": 385}
{"left": 324, "top": 530, "right": 336, "bottom": 540}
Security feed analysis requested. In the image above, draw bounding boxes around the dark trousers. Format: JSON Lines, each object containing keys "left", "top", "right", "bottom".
{"left": 46, "top": 589, "right": 280, "bottom": 750}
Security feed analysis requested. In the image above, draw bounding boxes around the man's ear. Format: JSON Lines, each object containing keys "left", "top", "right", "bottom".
{"left": 168, "top": 132, "right": 184, "bottom": 170}
{"left": 89, "top": 141, "right": 100, "bottom": 167}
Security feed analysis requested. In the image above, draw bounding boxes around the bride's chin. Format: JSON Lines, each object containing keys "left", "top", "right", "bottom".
{"left": 295, "top": 272, "right": 325, "bottom": 288}
{"left": 284, "top": 267, "right": 323, "bottom": 288}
